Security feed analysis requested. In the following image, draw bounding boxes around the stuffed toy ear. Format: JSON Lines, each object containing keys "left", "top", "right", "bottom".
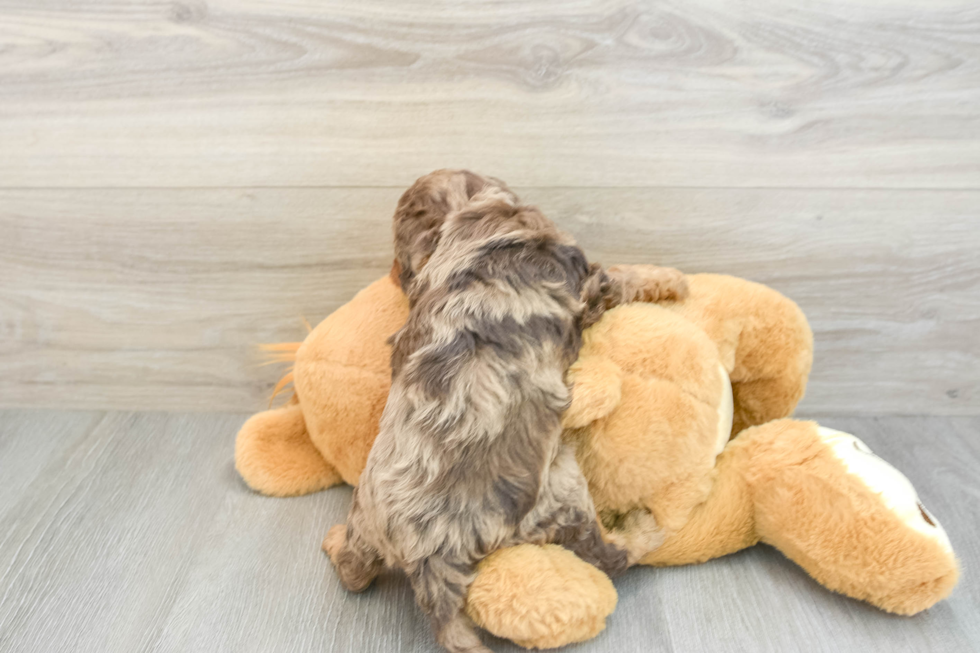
{"left": 563, "top": 357, "right": 623, "bottom": 429}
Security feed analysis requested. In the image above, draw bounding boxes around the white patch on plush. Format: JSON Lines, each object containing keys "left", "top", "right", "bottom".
{"left": 714, "top": 363, "right": 734, "bottom": 459}
{"left": 818, "top": 427, "right": 952, "bottom": 553}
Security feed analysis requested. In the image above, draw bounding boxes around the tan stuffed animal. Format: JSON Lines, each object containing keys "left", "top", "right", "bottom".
{"left": 235, "top": 271, "right": 958, "bottom": 649}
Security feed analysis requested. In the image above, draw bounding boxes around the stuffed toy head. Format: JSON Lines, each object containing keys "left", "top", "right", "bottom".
{"left": 236, "top": 272, "right": 958, "bottom": 649}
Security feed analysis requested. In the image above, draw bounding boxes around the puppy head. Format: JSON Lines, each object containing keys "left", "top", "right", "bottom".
{"left": 392, "top": 169, "right": 516, "bottom": 291}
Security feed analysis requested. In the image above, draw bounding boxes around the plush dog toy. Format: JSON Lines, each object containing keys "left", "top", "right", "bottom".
{"left": 235, "top": 270, "right": 958, "bottom": 649}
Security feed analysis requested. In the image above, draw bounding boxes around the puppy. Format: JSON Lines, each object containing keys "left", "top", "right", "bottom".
{"left": 326, "top": 170, "right": 686, "bottom": 653}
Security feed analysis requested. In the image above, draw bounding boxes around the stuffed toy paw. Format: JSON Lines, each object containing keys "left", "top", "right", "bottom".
{"left": 235, "top": 271, "right": 958, "bottom": 649}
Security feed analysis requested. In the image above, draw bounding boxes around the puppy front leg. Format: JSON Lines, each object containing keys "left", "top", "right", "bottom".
{"left": 579, "top": 263, "right": 688, "bottom": 329}
{"left": 606, "top": 264, "right": 688, "bottom": 304}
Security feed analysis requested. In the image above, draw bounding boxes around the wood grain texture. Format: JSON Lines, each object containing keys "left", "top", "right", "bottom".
{"left": 0, "top": 412, "right": 242, "bottom": 653}
{"left": 2, "top": 0, "right": 977, "bottom": 414}
{"left": 0, "top": 0, "right": 978, "bottom": 188}
{"left": 0, "top": 410, "right": 977, "bottom": 652}
{"left": 2, "top": 187, "right": 977, "bottom": 414}
{"left": 0, "top": 410, "right": 103, "bottom": 524}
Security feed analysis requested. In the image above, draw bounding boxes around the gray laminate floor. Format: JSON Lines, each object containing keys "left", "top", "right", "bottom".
{"left": 0, "top": 410, "right": 976, "bottom": 653}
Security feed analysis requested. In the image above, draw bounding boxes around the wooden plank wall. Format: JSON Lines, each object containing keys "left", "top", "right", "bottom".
{"left": 1, "top": 0, "right": 978, "bottom": 414}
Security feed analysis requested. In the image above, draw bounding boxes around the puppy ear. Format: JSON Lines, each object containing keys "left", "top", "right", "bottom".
{"left": 389, "top": 259, "right": 403, "bottom": 286}
{"left": 563, "top": 357, "right": 623, "bottom": 429}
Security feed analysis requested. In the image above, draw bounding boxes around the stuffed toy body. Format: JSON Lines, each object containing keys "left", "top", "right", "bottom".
{"left": 236, "top": 272, "right": 958, "bottom": 649}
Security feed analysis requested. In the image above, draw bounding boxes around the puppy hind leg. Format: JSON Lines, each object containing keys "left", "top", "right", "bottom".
{"left": 523, "top": 443, "right": 632, "bottom": 577}
{"left": 323, "top": 524, "right": 383, "bottom": 593}
{"left": 408, "top": 555, "right": 490, "bottom": 653}
{"left": 551, "top": 510, "right": 630, "bottom": 578}
{"left": 600, "top": 507, "right": 664, "bottom": 566}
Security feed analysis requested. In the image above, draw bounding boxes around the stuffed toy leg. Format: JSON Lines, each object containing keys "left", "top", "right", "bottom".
{"left": 642, "top": 419, "right": 958, "bottom": 614}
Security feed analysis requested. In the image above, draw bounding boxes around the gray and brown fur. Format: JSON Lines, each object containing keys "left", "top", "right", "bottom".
{"left": 326, "top": 170, "right": 685, "bottom": 653}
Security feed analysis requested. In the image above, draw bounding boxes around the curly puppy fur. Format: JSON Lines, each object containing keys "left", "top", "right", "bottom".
{"left": 328, "top": 170, "right": 684, "bottom": 653}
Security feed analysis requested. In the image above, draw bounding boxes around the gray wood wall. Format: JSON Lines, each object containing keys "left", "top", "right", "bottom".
{"left": 2, "top": 0, "right": 978, "bottom": 415}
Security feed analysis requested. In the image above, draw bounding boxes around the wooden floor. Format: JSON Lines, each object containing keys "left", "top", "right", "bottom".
{"left": 0, "top": 409, "right": 976, "bottom": 653}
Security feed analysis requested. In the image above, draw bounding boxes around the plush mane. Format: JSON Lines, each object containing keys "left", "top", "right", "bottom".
{"left": 258, "top": 341, "right": 302, "bottom": 406}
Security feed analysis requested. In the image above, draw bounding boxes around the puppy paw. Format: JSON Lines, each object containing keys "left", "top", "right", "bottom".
{"left": 652, "top": 266, "right": 689, "bottom": 302}
{"left": 609, "top": 265, "right": 689, "bottom": 303}
{"left": 323, "top": 524, "right": 347, "bottom": 561}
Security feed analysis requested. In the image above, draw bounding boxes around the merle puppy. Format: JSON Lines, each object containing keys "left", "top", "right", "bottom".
{"left": 325, "top": 170, "right": 686, "bottom": 653}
